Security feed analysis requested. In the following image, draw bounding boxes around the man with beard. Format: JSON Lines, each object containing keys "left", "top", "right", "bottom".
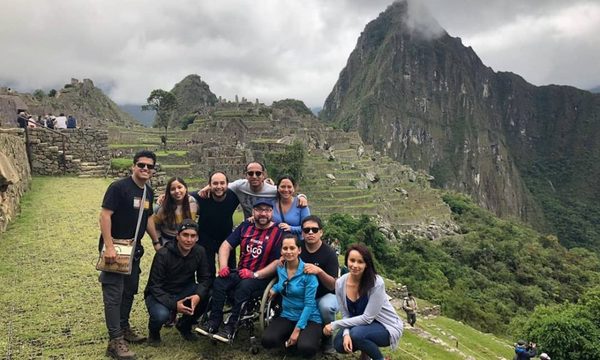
{"left": 190, "top": 171, "right": 239, "bottom": 277}
{"left": 196, "top": 199, "right": 286, "bottom": 343}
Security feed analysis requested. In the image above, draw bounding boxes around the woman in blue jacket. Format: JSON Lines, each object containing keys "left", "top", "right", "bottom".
{"left": 272, "top": 175, "right": 310, "bottom": 237}
{"left": 261, "top": 234, "right": 322, "bottom": 358}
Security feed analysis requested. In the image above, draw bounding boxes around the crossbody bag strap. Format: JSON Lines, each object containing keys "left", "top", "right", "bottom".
{"left": 132, "top": 184, "right": 147, "bottom": 246}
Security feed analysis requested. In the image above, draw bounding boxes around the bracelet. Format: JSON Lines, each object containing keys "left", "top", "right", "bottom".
{"left": 152, "top": 241, "right": 160, "bottom": 245}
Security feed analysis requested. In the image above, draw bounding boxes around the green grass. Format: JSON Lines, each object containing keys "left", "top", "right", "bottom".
{"left": 155, "top": 150, "right": 188, "bottom": 157}
{"left": 0, "top": 177, "right": 513, "bottom": 359}
{"left": 109, "top": 143, "right": 160, "bottom": 149}
{"left": 110, "top": 157, "right": 133, "bottom": 170}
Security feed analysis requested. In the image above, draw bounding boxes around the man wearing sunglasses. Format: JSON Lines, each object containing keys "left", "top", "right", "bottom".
{"left": 196, "top": 199, "right": 286, "bottom": 343}
{"left": 199, "top": 161, "right": 307, "bottom": 218}
{"left": 98, "top": 150, "right": 160, "bottom": 360}
{"left": 299, "top": 215, "right": 339, "bottom": 354}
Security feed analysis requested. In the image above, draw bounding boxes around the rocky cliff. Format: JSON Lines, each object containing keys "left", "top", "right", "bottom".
{"left": 168, "top": 74, "right": 218, "bottom": 128}
{"left": 320, "top": 1, "right": 600, "bottom": 249}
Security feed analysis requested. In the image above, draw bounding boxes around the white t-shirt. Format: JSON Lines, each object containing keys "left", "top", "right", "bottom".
{"left": 55, "top": 116, "right": 68, "bottom": 129}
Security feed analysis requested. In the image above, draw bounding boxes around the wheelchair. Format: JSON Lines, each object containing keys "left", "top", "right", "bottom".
{"left": 195, "top": 277, "right": 282, "bottom": 354}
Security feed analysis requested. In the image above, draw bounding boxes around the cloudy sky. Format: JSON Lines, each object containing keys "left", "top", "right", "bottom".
{"left": 1, "top": 0, "right": 599, "bottom": 108}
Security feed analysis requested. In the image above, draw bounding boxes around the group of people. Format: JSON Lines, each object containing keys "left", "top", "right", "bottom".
{"left": 16, "top": 110, "right": 77, "bottom": 129}
{"left": 97, "top": 150, "right": 404, "bottom": 360}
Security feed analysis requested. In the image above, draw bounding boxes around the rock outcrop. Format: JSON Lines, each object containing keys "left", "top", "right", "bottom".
{"left": 0, "top": 129, "right": 31, "bottom": 234}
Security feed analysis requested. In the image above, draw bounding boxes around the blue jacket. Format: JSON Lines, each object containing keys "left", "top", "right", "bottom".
{"left": 272, "top": 196, "right": 310, "bottom": 236}
{"left": 272, "top": 259, "right": 322, "bottom": 329}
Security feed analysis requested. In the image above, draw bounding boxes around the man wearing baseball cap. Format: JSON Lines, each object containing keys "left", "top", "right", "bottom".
{"left": 196, "top": 199, "right": 286, "bottom": 343}
{"left": 144, "top": 219, "right": 211, "bottom": 346}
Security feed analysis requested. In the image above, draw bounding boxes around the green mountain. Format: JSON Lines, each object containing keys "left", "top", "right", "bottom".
{"left": 320, "top": 1, "right": 600, "bottom": 250}
{"left": 168, "top": 74, "right": 218, "bottom": 128}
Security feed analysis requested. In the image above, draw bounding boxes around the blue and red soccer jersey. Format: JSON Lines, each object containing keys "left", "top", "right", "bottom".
{"left": 226, "top": 222, "right": 286, "bottom": 272}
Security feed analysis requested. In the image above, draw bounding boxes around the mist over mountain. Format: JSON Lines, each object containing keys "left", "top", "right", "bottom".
{"left": 118, "top": 104, "right": 154, "bottom": 127}
{"left": 321, "top": 0, "right": 600, "bottom": 250}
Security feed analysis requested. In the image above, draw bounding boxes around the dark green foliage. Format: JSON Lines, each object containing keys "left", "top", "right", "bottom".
{"left": 180, "top": 114, "right": 196, "bottom": 130}
{"left": 63, "top": 84, "right": 73, "bottom": 89}
{"left": 516, "top": 288, "right": 600, "bottom": 360}
{"left": 48, "top": 89, "right": 57, "bottom": 97}
{"left": 265, "top": 141, "right": 305, "bottom": 182}
{"left": 32, "top": 89, "right": 45, "bottom": 100}
{"left": 324, "top": 194, "right": 600, "bottom": 334}
{"left": 142, "top": 89, "right": 178, "bottom": 132}
{"left": 271, "top": 99, "right": 313, "bottom": 116}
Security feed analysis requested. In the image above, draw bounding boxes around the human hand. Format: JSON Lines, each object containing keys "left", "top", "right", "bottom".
{"left": 156, "top": 193, "right": 165, "bottom": 206}
{"left": 199, "top": 185, "right": 210, "bottom": 199}
{"left": 343, "top": 334, "right": 353, "bottom": 353}
{"left": 278, "top": 223, "right": 291, "bottom": 232}
{"left": 303, "top": 263, "right": 322, "bottom": 275}
{"left": 176, "top": 297, "right": 194, "bottom": 315}
{"left": 246, "top": 216, "right": 255, "bottom": 223}
{"left": 297, "top": 196, "right": 308, "bottom": 207}
{"left": 218, "top": 267, "right": 230, "bottom": 278}
{"left": 269, "top": 289, "right": 276, "bottom": 300}
{"left": 286, "top": 328, "right": 300, "bottom": 347}
{"left": 103, "top": 244, "right": 117, "bottom": 264}
{"left": 323, "top": 323, "right": 333, "bottom": 336}
{"left": 238, "top": 268, "right": 253, "bottom": 279}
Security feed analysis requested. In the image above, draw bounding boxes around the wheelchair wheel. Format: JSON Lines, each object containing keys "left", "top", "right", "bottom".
{"left": 259, "top": 277, "right": 281, "bottom": 331}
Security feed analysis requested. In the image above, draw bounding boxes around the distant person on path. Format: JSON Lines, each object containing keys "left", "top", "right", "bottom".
{"left": 514, "top": 340, "right": 537, "bottom": 360}
{"left": 154, "top": 177, "right": 198, "bottom": 247}
{"left": 160, "top": 135, "right": 167, "bottom": 150}
{"left": 196, "top": 199, "right": 286, "bottom": 344}
{"left": 46, "top": 114, "right": 56, "bottom": 129}
{"left": 272, "top": 175, "right": 310, "bottom": 237}
{"left": 67, "top": 115, "right": 77, "bottom": 128}
{"left": 198, "top": 161, "right": 307, "bottom": 218}
{"left": 98, "top": 150, "right": 160, "bottom": 360}
{"left": 402, "top": 292, "right": 418, "bottom": 327}
{"left": 55, "top": 113, "right": 67, "bottom": 129}
{"left": 190, "top": 171, "right": 239, "bottom": 277}
{"left": 261, "top": 234, "right": 323, "bottom": 358}
{"left": 144, "top": 219, "right": 211, "bottom": 346}
{"left": 299, "top": 215, "right": 339, "bottom": 354}
{"left": 323, "top": 244, "right": 403, "bottom": 360}
{"left": 16, "top": 111, "right": 27, "bottom": 128}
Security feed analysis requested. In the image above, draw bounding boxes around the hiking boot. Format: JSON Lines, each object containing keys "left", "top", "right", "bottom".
{"left": 176, "top": 321, "right": 198, "bottom": 341}
{"left": 122, "top": 327, "right": 147, "bottom": 344}
{"left": 212, "top": 323, "right": 234, "bottom": 344}
{"left": 195, "top": 321, "right": 218, "bottom": 337}
{"left": 147, "top": 330, "right": 161, "bottom": 347}
{"left": 322, "top": 343, "right": 336, "bottom": 354}
{"left": 106, "top": 336, "right": 136, "bottom": 359}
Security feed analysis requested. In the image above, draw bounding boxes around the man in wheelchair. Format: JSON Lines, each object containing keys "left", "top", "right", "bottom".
{"left": 196, "top": 199, "right": 286, "bottom": 343}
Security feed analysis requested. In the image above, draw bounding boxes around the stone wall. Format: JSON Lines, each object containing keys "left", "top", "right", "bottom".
{"left": 0, "top": 128, "right": 31, "bottom": 234}
{"left": 27, "top": 128, "right": 109, "bottom": 176}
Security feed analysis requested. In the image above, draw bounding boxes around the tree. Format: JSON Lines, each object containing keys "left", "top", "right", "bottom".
{"left": 142, "top": 89, "right": 178, "bottom": 138}
{"left": 33, "top": 89, "right": 45, "bottom": 100}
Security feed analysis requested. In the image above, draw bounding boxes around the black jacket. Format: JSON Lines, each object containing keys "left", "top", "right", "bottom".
{"left": 144, "top": 241, "right": 211, "bottom": 310}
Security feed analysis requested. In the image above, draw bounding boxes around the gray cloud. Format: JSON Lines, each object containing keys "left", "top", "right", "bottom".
{"left": 0, "top": 0, "right": 598, "bottom": 108}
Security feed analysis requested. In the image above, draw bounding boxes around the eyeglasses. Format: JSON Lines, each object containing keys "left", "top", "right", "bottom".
{"left": 254, "top": 207, "right": 273, "bottom": 213}
{"left": 302, "top": 227, "right": 320, "bottom": 234}
{"left": 136, "top": 162, "right": 155, "bottom": 170}
{"left": 246, "top": 171, "right": 263, "bottom": 177}
{"left": 281, "top": 279, "right": 289, "bottom": 297}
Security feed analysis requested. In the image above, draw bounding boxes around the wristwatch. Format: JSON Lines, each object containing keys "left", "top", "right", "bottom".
{"left": 253, "top": 272, "right": 259, "bottom": 279}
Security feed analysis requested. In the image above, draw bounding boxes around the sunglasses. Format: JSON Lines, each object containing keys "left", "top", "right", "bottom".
{"left": 281, "top": 279, "right": 289, "bottom": 297}
{"left": 246, "top": 171, "right": 263, "bottom": 177}
{"left": 302, "top": 227, "right": 320, "bottom": 234}
{"left": 136, "top": 162, "right": 155, "bottom": 170}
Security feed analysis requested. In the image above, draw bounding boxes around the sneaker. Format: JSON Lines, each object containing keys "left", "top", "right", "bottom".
{"left": 122, "top": 327, "right": 147, "bottom": 344}
{"left": 195, "top": 322, "right": 218, "bottom": 337}
{"left": 212, "top": 324, "right": 234, "bottom": 344}
{"left": 106, "top": 336, "right": 136, "bottom": 359}
{"left": 176, "top": 322, "right": 198, "bottom": 341}
{"left": 322, "top": 344, "right": 336, "bottom": 354}
{"left": 147, "top": 331, "right": 161, "bottom": 347}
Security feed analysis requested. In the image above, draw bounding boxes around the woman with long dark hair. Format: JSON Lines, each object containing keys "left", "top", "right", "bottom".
{"left": 154, "top": 177, "right": 198, "bottom": 246}
{"left": 323, "top": 243, "right": 403, "bottom": 360}
{"left": 272, "top": 175, "right": 310, "bottom": 237}
{"left": 261, "top": 234, "right": 322, "bottom": 358}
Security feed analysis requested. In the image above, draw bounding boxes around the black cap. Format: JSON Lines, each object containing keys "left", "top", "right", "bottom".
{"left": 177, "top": 219, "right": 198, "bottom": 234}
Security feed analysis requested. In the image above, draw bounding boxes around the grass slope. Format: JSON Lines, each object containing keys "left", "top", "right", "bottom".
{"left": 0, "top": 177, "right": 512, "bottom": 359}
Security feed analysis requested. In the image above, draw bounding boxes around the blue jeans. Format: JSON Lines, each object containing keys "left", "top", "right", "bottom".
{"left": 318, "top": 293, "right": 338, "bottom": 347}
{"left": 145, "top": 283, "right": 203, "bottom": 334}
{"left": 334, "top": 321, "right": 390, "bottom": 360}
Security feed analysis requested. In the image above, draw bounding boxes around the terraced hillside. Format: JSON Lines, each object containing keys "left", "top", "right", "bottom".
{"left": 0, "top": 177, "right": 514, "bottom": 359}
{"left": 107, "top": 106, "right": 456, "bottom": 237}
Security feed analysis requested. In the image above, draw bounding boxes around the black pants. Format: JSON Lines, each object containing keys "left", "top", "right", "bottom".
{"left": 207, "top": 272, "right": 270, "bottom": 327}
{"left": 406, "top": 311, "right": 417, "bottom": 326}
{"left": 201, "top": 243, "right": 237, "bottom": 278}
{"left": 262, "top": 317, "right": 322, "bottom": 358}
{"left": 99, "top": 260, "right": 141, "bottom": 339}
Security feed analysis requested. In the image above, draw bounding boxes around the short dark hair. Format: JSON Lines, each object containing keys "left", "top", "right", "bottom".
{"left": 208, "top": 170, "right": 229, "bottom": 184}
{"left": 301, "top": 215, "right": 323, "bottom": 229}
{"left": 245, "top": 161, "right": 265, "bottom": 172}
{"left": 133, "top": 150, "right": 156, "bottom": 165}
{"left": 282, "top": 233, "right": 301, "bottom": 247}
